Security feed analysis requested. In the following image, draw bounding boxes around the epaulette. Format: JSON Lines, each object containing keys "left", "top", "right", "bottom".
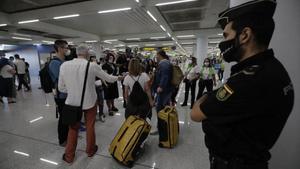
{"left": 242, "top": 65, "right": 261, "bottom": 75}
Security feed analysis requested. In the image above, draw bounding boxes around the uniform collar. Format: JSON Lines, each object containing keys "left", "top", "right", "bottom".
{"left": 231, "top": 49, "right": 274, "bottom": 74}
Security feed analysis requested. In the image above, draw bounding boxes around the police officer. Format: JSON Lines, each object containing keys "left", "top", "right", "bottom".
{"left": 191, "top": 1, "right": 294, "bottom": 169}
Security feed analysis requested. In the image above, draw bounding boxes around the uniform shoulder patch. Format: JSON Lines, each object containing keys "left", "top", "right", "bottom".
{"left": 242, "top": 65, "right": 261, "bottom": 75}
{"left": 216, "top": 84, "right": 234, "bottom": 101}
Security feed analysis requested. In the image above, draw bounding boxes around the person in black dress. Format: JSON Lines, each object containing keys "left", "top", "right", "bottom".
{"left": 102, "top": 53, "right": 119, "bottom": 116}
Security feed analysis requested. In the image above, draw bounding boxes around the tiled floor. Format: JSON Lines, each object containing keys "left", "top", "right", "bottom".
{"left": 0, "top": 78, "right": 210, "bottom": 169}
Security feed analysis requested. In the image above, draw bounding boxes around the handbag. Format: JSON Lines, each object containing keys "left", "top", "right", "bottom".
{"left": 61, "top": 61, "right": 90, "bottom": 125}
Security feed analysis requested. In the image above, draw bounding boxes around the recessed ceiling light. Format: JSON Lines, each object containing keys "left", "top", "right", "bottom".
{"left": 104, "top": 39, "right": 118, "bottom": 42}
{"left": 12, "top": 36, "right": 32, "bottom": 41}
{"left": 18, "top": 19, "right": 39, "bottom": 24}
{"left": 0, "top": 24, "right": 7, "bottom": 27}
{"left": 126, "top": 38, "right": 140, "bottom": 41}
{"left": 176, "top": 35, "right": 195, "bottom": 38}
{"left": 98, "top": 8, "right": 131, "bottom": 14}
{"left": 163, "top": 43, "right": 174, "bottom": 46}
{"left": 53, "top": 14, "right": 80, "bottom": 20}
{"left": 85, "top": 40, "right": 98, "bottom": 43}
{"left": 42, "top": 40, "right": 54, "bottom": 44}
{"left": 147, "top": 11, "right": 157, "bottom": 22}
{"left": 181, "top": 42, "right": 194, "bottom": 45}
{"left": 150, "top": 36, "right": 166, "bottom": 39}
{"left": 136, "top": 0, "right": 139, "bottom": 2}
{"left": 145, "top": 44, "right": 156, "bottom": 46}
{"left": 156, "top": 0, "right": 197, "bottom": 6}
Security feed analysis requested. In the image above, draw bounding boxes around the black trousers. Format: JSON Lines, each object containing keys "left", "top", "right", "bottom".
{"left": 197, "top": 79, "right": 213, "bottom": 100}
{"left": 171, "top": 86, "right": 179, "bottom": 103}
{"left": 218, "top": 70, "right": 224, "bottom": 81}
{"left": 17, "top": 74, "right": 30, "bottom": 90}
{"left": 55, "top": 98, "right": 69, "bottom": 144}
{"left": 183, "top": 79, "right": 197, "bottom": 106}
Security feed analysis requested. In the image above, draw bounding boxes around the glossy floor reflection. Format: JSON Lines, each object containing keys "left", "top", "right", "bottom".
{"left": 0, "top": 79, "right": 210, "bottom": 169}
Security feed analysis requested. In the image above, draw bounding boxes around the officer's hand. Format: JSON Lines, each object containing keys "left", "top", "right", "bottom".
{"left": 191, "top": 95, "right": 208, "bottom": 122}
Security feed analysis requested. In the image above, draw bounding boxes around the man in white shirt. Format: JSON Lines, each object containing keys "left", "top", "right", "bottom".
{"left": 14, "top": 54, "right": 30, "bottom": 91}
{"left": 58, "top": 44, "right": 123, "bottom": 163}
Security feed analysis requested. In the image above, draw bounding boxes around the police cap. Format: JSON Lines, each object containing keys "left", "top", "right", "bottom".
{"left": 218, "top": 0, "right": 277, "bottom": 29}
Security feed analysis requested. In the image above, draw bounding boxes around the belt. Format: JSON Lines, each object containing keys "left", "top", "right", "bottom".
{"left": 210, "top": 155, "right": 268, "bottom": 169}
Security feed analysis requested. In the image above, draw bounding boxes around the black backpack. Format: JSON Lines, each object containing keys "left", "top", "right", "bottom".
{"left": 39, "top": 58, "right": 60, "bottom": 93}
{"left": 125, "top": 75, "right": 151, "bottom": 119}
{"left": 129, "top": 76, "right": 148, "bottom": 105}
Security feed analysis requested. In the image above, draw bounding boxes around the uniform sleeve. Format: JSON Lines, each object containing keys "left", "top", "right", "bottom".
{"left": 49, "top": 60, "right": 61, "bottom": 83}
{"left": 93, "top": 63, "right": 118, "bottom": 83}
{"left": 200, "top": 73, "right": 261, "bottom": 124}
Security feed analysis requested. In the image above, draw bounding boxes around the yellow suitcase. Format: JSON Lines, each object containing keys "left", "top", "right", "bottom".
{"left": 158, "top": 106, "right": 179, "bottom": 148}
{"left": 109, "top": 115, "right": 151, "bottom": 167}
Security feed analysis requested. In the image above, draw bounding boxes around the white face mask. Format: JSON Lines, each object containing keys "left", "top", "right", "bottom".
{"left": 109, "top": 58, "right": 114, "bottom": 63}
{"left": 204, "top": 62, "right": 209, "bottom": 66}
{"left": 65, "top": 49, "right": 71, "bottom": 56}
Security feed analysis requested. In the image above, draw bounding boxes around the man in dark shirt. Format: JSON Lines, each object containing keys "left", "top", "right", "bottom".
{"left": 191, "top": 1, "right": 294, "bottom": 169}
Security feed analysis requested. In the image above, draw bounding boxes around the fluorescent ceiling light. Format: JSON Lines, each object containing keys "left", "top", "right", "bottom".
{"left": 98, "top": 7, "right": 131, "bottom": 14}
{"left": 147, "top": 11, "right": 157, "bottom": 22}
{"left": 40, "top": 158, "right": 58, "bottom": 165}
{"left": 163, "top": 43, "right": 174, "bottom": 46}
{"left": 12, "top": 37, "right": 32, "bottom": 41}
{"left": 160, "top": 25, "right": 166, "bottom": 31}
{"left": 33, "top": 43, "right": 41, "bottom": 46}
{"left": 218, "top": 33, "right": 223, "bottom": 36}
{"left": 172, "top": 37, "right": 175, "bottom": 41}
{"left": 53, "top": 14, "right": 80, "bottom": 20}
{"left": 0, "top": 24, "right": 7, "bottom": 27}
{"left": 209, "top": 41, "right": 221, "bottom": 44}
{"left": 42, "top": 40, "right": 54, "bottom": 44}
{"left": 126, "top": 38, "right": 140, "bottom": 41}
{"left": 14, "top": 150, "right": 30, "bottom": 157}
{"left": 179, "top": 121, "right": 185, "bottom": 124}
{"left": 150, "top": 36, "right": 166, "bottom": 39}
{"left": 156, "top": 0, "right": 197, "bottom": 6}
{"left": 136, "top": 0, "right": 139, "bottom": 2}
{"left": 85, "top": 40, "right": 98, "bottom": 43}
{"left": 105, "top": 39, "right": 118, "bottom": 42}
{"left": 145, "top": 44, "right": 156, "bottom": 46}
{"left": 176, "top": 35, "right": 195, "bottom": 38}
{"left": 18, "top": 19, "right": 39, "bottom": 24}
{"left": 167, "top": 32, "right": 171, "bottom": 37}
{"left": 182, "top": 42, "right": 194, "bottom": 45}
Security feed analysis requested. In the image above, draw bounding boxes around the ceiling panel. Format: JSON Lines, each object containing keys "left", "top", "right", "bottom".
{"left": 0, "top": 0, "right": 91, "bottom": 14}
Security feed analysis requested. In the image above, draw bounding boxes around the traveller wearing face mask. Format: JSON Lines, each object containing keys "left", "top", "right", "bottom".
{"left": 181, "top": 57, "right": 199, "bottom": 109}
{"left": 49, "top": 40, "right": 70, "bottom": 146}
{"left": 102, "top": 53, "right": 119, "bottom": 116}
{"left": 196, "top": 58, "right": 216, "bottom": 100}
{"left": 191, "top": 1, "right": 294, "bottom": 169}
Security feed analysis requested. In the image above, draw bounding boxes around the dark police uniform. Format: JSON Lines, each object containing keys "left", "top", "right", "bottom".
{"left": 199, "top": 1, "right": 295, "bottom": 169}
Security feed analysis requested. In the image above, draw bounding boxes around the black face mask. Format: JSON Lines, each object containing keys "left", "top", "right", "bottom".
{"left": 218, "top": 35, "right": 242, "bottom": 63}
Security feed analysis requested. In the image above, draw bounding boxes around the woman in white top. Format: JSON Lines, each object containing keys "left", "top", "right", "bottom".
{"left": 181, "top": 57, "right": 200, "bottom": 109}
{"left": 0, "top": 62, "right": 16, "bottom": 103}
{"left": 123, "top": 58, "right": 153, "bottom": 119}
{"left": 196, "top": 58, "right": 216, "bottom": 100}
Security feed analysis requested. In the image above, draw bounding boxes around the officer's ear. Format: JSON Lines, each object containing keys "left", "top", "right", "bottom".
{"left": 239, "top": 27, "right": 252, "bottom": 45}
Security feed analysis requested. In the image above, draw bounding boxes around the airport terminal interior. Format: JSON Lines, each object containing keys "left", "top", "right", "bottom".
{"left": 0, "top": 0, "right": 299, "bottom": 169}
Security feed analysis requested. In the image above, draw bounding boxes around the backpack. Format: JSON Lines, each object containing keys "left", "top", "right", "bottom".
{"left": 125, "top": 75, "right": 151, "bottom": 119}
{"left": 39, "top": 58, "right": 60, "bottom": 93}
{"left": 171, "top": 65, "right": 184, "bottom": 86}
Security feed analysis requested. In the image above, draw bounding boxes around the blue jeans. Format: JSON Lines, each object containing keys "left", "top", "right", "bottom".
{"left": 156, "top": 91, "right": 172, "bottom": 113}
